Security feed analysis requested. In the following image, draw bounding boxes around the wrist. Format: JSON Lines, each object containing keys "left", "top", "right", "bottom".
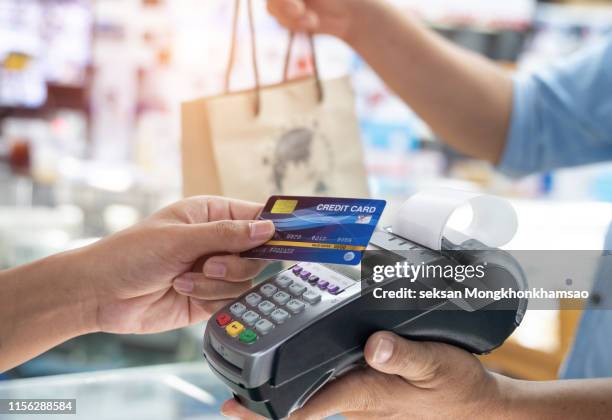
{"left": 343, "top": 0, "right": 400, "bottom": 46}
{"left": 343, "top": 1, "right": 425, "bottom": 53}
{"left": 45, "top": 247, "right": 101, "bottom": 335}
{"left": 340, "top": 0, "right": 379, "bottom": 45}
{"left": 487, "top": 373, "right": 520, "bottom": 419}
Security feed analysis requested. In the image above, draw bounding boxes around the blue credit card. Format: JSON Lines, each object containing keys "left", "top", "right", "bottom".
{"left": 242, "top": 196, "right": 387, "bottom": 266}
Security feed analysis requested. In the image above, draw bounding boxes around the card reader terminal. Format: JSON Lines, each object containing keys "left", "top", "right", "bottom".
{"left": 203, "top": 229, "right": 527, "bottom": 419}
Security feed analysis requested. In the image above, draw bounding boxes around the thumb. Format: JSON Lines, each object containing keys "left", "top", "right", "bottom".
{"left": 364, "top": 331, "right": 448, "bottom": 384}
{"left": 178, "top": 220, "right": 275, "bottom": 257}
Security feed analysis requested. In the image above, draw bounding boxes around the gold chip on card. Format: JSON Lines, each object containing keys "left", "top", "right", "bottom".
{"left": 271, "top": 199, "right": 298, "bottom": 214}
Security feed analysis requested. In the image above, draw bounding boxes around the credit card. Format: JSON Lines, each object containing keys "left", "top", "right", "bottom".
{"left": 242, "top": 196, "right": 387, "bottom": 266}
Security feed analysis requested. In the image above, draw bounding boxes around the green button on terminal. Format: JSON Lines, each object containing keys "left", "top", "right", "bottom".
{"left": 239, "top": 329, "right": 258, "bottom": 344}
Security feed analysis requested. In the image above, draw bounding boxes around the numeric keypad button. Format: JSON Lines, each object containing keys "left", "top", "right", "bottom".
{"left": 286, "top": 299, "right": 306, "bottom": 314}
{"left": 229, "top": 302, "right": 247, "bottom": 317}
{"left": 241, "top": 310, "right": 260, "bottom": 326}
{"left": 255, "top": 319, "right": 275, "bottom": 335}
{"left": 270, "top": 308, "right": 290, "bottom": 324}
{"left": 302, "top": 290, "right": 321, "bottom": 304}
{"left": 275, "top": 276, "right": 293, "bottom": 288}
{"left": 260, "top": 284, "right": 278, "bottom": 297}
{"left": 272, "top": 291, "right": 291, "bottom": 305}
{"left": 245, "top": 293, "right": 262, "bottom": 307}
{"left": 289, "top": 283, "right": 307, "bottom": 296}
{"left": 258, "top": 300, "right": 275, "bottom": 315}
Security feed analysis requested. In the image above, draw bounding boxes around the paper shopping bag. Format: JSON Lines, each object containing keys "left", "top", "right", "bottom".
{"left": 181, "top": 0, "right": 369, "bottom": 202}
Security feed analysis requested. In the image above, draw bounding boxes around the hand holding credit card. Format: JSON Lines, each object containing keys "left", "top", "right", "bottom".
{"left": 242, "top": 196, "right": 387, "bottom": 265}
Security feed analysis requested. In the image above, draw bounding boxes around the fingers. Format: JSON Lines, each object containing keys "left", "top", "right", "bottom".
{"left": 222, "top": 369, "right": 395, "bottom": 419}
{"left": 178, "top": 219, "right": 275, "bottom": 257}
{"left": 206, "top": 196, "right": 264, "bottom": 222}
{"left": 221, "top": 399, "right": 267, "bottom": 420}
{"left": 203, "top": 255, "right": 269, "bottom": 282}
{"left": 267, "top": 0, "right": 319, "bottom": 32}
{"left": 289, "top": 370, "right": 378, "bottom": 420}
{"left": 364, "top": 332, "right": 457, "bottom": 384}
{"left": 173, "top": 273, "right": 252, "bottom": 300}
{"left": 163, "top": 196, "right": 265, "bottom": 224}
{"left": 267, "top": 0, "right": 305, "bottom": 17}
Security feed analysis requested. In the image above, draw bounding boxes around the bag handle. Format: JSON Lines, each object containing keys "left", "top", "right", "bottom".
{"left": 224, "top": 0, "right": 323, "bottom": 116}
{"left": 282, "top": 31, "right": 324, "bottom": 103}
{"left": 224, "top": 0, "right": 261, "bottom": 114}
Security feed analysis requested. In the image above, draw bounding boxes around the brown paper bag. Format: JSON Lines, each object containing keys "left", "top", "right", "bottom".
{"left": 181, "top": 0, "right": 369, "bottom": 202}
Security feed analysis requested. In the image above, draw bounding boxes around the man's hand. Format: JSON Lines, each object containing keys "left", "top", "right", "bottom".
{"left": 221, "top": 331, "right": 509, "bottom": 419}
{"left": 268, "top": 0, "right": 513, "bottom": 164}
{"left": 78, "top": 196, "right": 274, "bottom": 334}
{"left": 267, "top": 0, "right": 370, "bottom": 40}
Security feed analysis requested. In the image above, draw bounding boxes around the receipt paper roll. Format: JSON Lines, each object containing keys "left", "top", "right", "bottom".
{"left": 392, "top": 188, "right": 518, "bottom": 250}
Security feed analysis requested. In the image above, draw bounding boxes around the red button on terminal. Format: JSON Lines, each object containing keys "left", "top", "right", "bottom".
{"left": 216, "top": 313, "right": 232, "bottom": 327}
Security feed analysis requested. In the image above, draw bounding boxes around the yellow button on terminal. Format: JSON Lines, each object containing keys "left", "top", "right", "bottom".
{"left": 226, "top": 321, "right": 245, "bottom": 338}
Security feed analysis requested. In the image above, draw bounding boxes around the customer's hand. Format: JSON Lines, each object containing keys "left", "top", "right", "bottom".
{"left": 77, "top": 196, "right": 274, "bottom": 335}
{"left": 222, "top": 332, "right": 510, "bottom": 419}
{"left": 267, "top": 0, "right": 371, "bottom": 40}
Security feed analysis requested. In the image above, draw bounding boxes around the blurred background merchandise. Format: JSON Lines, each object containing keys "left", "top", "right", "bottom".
{"left": 0, "top": 0, "right": 611, "bottom": 382}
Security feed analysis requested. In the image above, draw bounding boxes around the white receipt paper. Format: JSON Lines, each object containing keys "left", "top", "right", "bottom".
{"left": 393, "top": 188, "right": 518, "bottom": 251}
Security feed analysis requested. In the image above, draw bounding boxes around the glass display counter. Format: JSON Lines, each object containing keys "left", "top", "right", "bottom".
{"left": 0, "top": 363, "right": 230, "bottom": 420}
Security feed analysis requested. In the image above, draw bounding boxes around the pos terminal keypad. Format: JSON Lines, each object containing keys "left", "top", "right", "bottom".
{"left": 214, "top": 263, "right": 356, "bottom": 343}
